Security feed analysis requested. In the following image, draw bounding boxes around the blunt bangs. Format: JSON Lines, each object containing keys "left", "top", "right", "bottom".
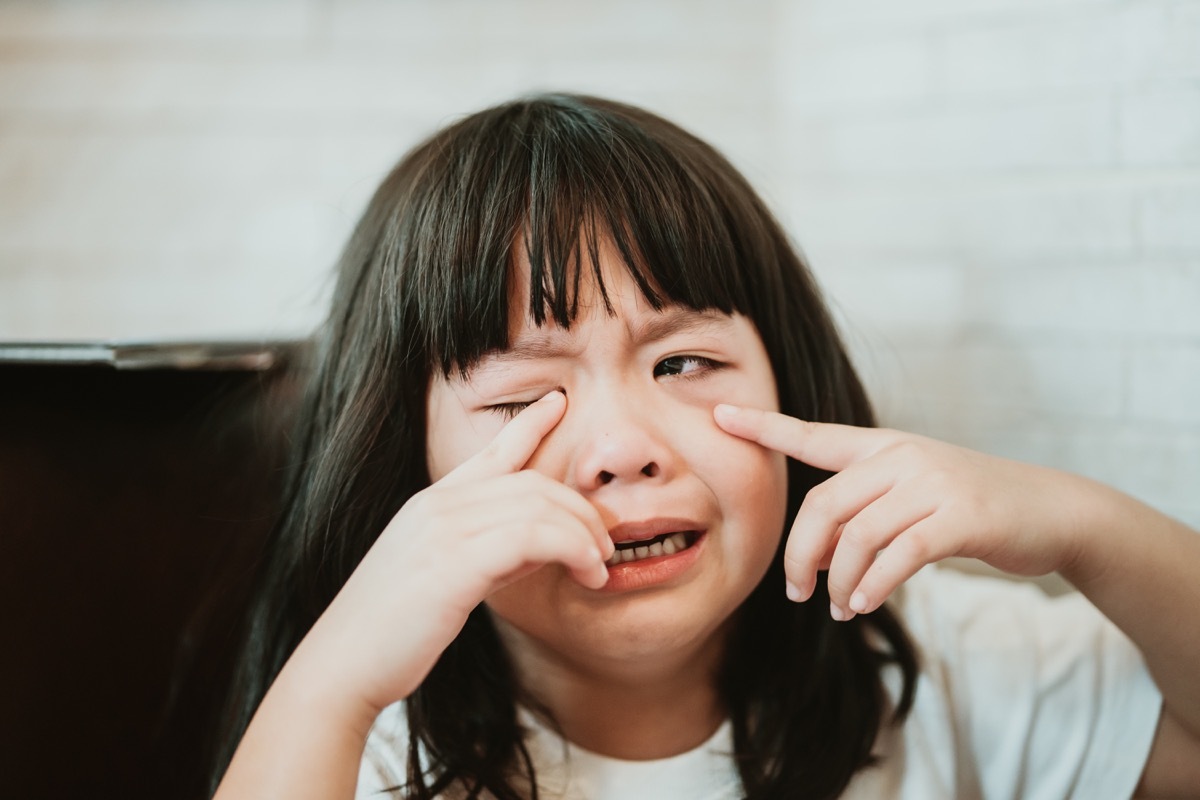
{"left": 393, "top": 95, "right": 766, "bottom": 378}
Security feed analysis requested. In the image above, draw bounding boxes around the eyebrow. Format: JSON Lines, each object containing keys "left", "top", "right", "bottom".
{"left": 470, "top": 307, "right": 735, "bottom": 373}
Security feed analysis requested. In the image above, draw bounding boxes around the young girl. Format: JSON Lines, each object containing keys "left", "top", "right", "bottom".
{"left": 211, "top": 94, "right": 1200, "bottom": 799}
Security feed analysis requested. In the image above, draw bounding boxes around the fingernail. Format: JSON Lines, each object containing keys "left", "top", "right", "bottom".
{"left": 849, "top": 591, "right": 869, "bottom": 614}
{"left": 830, "top": 602, "right": 855, "bottom": 622}
{"left": 713, "top": 403, "right": 739, "bottom": 421}
{"left": 538, "top": 390, "right": 565, "bottom": 403}
{"left": 593, "top": 555, "right": 610, "bottom": 586}
{"left": 785, "top": 580, "right": 802, "bottom": 602}
{"left": 797, "top": 577, "right": 814, "bottom": 602}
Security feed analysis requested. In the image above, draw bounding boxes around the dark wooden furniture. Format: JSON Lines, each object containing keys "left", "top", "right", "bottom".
{"left": 1, "top": 343, "right": 300, "bottom": 799}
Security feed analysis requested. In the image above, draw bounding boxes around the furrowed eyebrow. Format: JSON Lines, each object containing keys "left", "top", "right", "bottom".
{"left": 464, "top": 307, "right": 735, "bottom": 379}
{"left": 628, "top": 307, "right": 733, "bottom": 345}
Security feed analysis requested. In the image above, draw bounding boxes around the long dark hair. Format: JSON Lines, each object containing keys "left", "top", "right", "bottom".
{"left": 213, "top": 94, "right": 918, "bottom": 799}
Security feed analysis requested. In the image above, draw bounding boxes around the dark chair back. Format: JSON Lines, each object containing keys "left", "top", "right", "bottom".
{"left": 1, "top": 351, "right": 299, "bottom": 799}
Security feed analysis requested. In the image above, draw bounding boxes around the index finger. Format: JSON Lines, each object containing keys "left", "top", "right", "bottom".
{"left": 440, "top": 390, "right": 567, "bottom": 486}
{"left": 713, "top": 404, "right": 896, "bottom": 472}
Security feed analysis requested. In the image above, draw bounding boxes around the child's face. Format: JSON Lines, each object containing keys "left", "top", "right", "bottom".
{"left": 425, "top": 239, "right": 788, "bottom": 673}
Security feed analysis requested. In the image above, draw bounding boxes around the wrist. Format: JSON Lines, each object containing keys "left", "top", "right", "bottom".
{"left": 1054, "top": 475, "right": 1141, "bottom": 591}
{"left": 280, "top": 618, "right": 389, "bottom": 737}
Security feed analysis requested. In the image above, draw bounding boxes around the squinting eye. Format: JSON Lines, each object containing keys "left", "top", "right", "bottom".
{"left": 488, "top": 402, "right": 533, "bottom": 421}
{"left": 487, "top": 401, "right": 533, "bottom": 421}
{"left": 654, "top": 355, "right": 722, "bottom": 378}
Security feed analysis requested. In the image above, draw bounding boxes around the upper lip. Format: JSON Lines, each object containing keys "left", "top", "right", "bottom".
{"left": 608, "top": 517, "right": 705, "bottom": 545}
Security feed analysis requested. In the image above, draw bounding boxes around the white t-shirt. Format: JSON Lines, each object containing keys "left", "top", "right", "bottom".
{"left": 358, "top": 566, "right": 1162, "bottom": 799}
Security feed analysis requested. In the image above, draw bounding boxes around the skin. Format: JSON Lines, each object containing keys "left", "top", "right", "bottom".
{"left": 214, "top": 245, "right": 1200, "bottom": 798}
{"left": 215, "top": 251, "right": 788, "bottom": 795}
{"left": 426, "top": 250, "right": 788, "bottom": 757}
{"left": 713, "top": 406, "right": 1200, "bottom": 797}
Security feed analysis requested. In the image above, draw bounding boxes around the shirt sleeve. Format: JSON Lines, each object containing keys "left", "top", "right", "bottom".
{"left": 357, "top": 702, "right": 409, "bottom": 799}
{"left": 898, "top": 566, "right": 1162, "bottom": 800}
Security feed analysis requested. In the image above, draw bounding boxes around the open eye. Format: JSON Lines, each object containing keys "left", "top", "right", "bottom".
{"left": 487, "top": 401, "right": 534, "bottom": 421}
{"left": 654, "top": 355, "right": 723, "bottom": 379}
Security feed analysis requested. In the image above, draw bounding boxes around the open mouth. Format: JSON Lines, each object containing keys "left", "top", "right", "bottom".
{"left": 605, "top": 531, "right": 701, "bottom": 567}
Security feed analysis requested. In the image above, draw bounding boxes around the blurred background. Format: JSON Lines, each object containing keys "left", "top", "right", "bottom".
{"left": 2, "top": 0, "right": 1198, "bottom": 527}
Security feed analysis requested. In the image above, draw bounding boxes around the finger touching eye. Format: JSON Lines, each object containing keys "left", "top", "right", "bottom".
{"left": 487, "top": 401, "right": 535, "bottom": 421}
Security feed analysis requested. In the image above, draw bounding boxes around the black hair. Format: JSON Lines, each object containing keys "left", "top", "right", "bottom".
{"left": 212, "top": 93, "right": 918, "bottom": 799}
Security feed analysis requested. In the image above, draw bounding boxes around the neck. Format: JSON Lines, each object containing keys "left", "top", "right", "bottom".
{"left": 493, "top": 617, "right": 729, "bottom": 760}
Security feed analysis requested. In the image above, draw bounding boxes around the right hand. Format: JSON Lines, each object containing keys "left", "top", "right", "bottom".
{"left": 295, "top": 390, "right": 612, "bottom": 716}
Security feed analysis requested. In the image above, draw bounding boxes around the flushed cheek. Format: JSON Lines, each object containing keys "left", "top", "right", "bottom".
{"left": 703, "top": 439, "right": 788, "bottom": 552}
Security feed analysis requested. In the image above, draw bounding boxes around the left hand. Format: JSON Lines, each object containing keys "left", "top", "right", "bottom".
{"left": 714, "top": 404, "right": 1094, "bottom": 620}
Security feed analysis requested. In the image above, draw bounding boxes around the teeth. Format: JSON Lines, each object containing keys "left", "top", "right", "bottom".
{"left": 605, "top": 531, "right": 693, "bottom": 567}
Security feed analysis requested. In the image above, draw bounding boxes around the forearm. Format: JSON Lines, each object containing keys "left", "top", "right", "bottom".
{"left": 212, "top": 632, "right": 382, "bottom": 800}
{"left": 1059, "top": 478, "right": 1200, "bottom": 738}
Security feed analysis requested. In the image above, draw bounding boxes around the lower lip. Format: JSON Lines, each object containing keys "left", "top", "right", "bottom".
{"left": 600, "top": 533, "right": 706, "bottom": 593}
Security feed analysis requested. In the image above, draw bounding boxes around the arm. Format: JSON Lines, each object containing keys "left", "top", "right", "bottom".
{"left": 214, "top": 392, "right": 612, "bottom": 799}
{"left": 713, "top": 404, "right": 1200, "bottom": 797}
{"left": 1058, "top": 480, "right": 1200, "bottom": 797}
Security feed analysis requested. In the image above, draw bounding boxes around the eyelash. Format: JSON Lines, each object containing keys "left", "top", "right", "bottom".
{"left": 653, "top": 354, "right": 723, "bottom": 379}
{"left": 489, "top": 402, "right": 534, "bottom": 421}
{"left": 485, "top": 356, "right": 724, "bottom": 420}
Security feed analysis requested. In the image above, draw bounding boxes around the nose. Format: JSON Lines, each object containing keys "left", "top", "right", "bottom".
{"left": 568, "top": 399, "right": 674, "bottom": 493}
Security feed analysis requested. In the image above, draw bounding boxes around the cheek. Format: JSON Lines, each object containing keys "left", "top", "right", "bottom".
{"left": 701, "top": 432, "right": 789, "bottom": 544}
{"left": 425, "top": 394, "right": 503, "bottom": 482}
{"left": 724, "top": 441, "right": 792, "bottom": 522}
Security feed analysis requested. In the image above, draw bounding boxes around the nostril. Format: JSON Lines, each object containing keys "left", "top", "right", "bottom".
{"left": 593, "top": 463, "right": 659, "bottom": 486}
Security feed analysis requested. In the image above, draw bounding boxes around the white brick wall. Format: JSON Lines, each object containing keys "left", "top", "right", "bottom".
{"left": 1, "top": 0, "right": 1197, "bottom": 526}
{"left": 773, "top": 0, "right": 1200, "bottom": 527}
{"left": 0, "top": 0, "right": 776, "bottom": 340}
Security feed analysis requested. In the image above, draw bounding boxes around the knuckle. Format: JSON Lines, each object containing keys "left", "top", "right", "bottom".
{"left": 477, "top": 437, "right": 504, "bottom": 464}
{"left": 803, "top": 482, "right": 839, "bottom": 518}
{"left": 508, "top": 469, "right": 537, "bottom": 488}
{"left": 887, "top": 439, "right": 926, "bottom": 463}
{"left": 783, "top": 551, "right": 809, "bottom": 573}
{"left": 520, "top": 468, "right": 554, "bottom": 487}
{"left": 408, "top": 488, "right": 443, "bottom": 517}
{"left": 480, "top": 438, "right": 524, "bottom": 474}
{"left": 921, "top": 467, "right": 956, "bottom": 495}
{"left": 507, "top": 470, "right": 549, "bottom": 499}
{"left": 529, "top": 492, "right": 558, "bottom": 516}
{"left": 795, "top": 418, "right": 820, "bottom": 439}
{"left": 825, "top": 572, "right": 855, "bottom": 599}
{"left": 838, "top": 520, "right": 872, "bottom": 552}
{"left": 897, "top": 527, "right": 932, "bottom": 563}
